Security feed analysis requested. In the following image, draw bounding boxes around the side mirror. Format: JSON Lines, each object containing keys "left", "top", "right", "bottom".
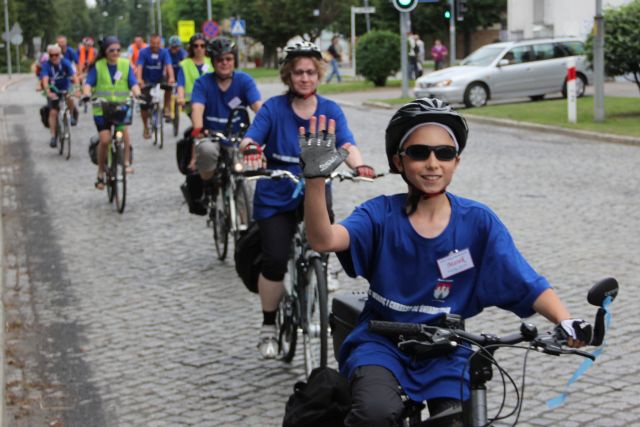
{"left": 587, "top": 277, "right": 619, "bottom": 307}
{"left": 497, "top": 59, "right": 509, "bottom": 67}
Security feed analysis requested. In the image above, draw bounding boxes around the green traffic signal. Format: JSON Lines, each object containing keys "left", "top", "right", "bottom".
{"left": 392, "top": 0, "right": 419, "bottom": 12}
{"left": 444, "top": 9, "right": 452, "bottom": 19}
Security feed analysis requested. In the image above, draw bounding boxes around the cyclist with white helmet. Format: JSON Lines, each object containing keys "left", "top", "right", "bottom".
{"left": 239, "top": 40, "right": 376, "bottom": 359}
{"left": 300, "top": 98, "right": 592, "bottom": 425}
{"left": 166, "top": 35, "right": 187, "bottom": 120}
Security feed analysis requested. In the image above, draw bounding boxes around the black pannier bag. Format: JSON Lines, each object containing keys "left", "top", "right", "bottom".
{"left": 283, "top": 367, "right": 352, "bottom": 427}
{"left": 176, "top": 126, "right": 194, "bottom": 175}
{"left": 234, "top": 221, "right": 262, "bottom": 293}
{"left": 40, "top": 105, "right": 50, "bottom": 128}
{"left": 88, "top": 135, "right": 100, "bottom": 165}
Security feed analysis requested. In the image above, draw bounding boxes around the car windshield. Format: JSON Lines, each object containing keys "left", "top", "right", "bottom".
{"left": 460, "top": 46, "right": 505, "bottom": 66}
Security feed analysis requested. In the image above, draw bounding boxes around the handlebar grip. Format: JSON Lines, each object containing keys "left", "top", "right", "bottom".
{"left": 591, "top": 307, "right": 607, "bottom": 346}
{"left": 369, "top": 320, "right": 423, "bottom": 337}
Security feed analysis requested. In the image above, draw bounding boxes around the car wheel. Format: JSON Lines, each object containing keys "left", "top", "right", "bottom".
{"left": 530, "top": 95, "right": 545, "bottom": 101}
{"left": 562, "top": 74, "right": 587, "bottom": 98}
{"left": 464, "top": 83, "right": 488, "bottom": 108}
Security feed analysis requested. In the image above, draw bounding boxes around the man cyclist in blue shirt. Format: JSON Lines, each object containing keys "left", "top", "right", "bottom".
{"left": 40, "top": 43, "right": 80, "bottom": 148}
{"left": 56, "top": 35, "right": 78, "bottom": 68}
{"left": 136, "top": 34, "right": 174, "bottom": 139}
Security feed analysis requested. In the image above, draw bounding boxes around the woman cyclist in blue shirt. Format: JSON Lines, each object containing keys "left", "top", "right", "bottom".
{"left": 240, "top": 41, "right": 377, "bottom": 359}
{"left": 300, "top": 99, "right": 592, "bottom": 425}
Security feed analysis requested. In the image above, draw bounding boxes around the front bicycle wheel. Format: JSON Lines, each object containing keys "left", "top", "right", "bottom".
{"left": 159, "top": 110, "right": 164, "bottom": 149}
{"left": 173, "top": 99, "right": 180, "bottom": 137}
{"left": 277, "top": 295, "right": 298, "bottom": 363}
{"left": 302, "top": 256, "right": 329, "bottom": 378}
{"left": 212, "top": 185, "right": 229, "bottom": 260}
{"left": 113, "top": 142, "right": 127, "bottom": 213}
{"left": 152, "top": 106, "right": 159, "bottom": 146}
{"left": 63, "top": 114, "right": 71, "bottom": 160}
{"left": 232, "top": 180, "right": 252, "bottom": 243}
{"left": 57, "top": 117, "right": 64, "bottom": 156}
{"left": 106, "top": 143, "right": 115, "bottom": 203}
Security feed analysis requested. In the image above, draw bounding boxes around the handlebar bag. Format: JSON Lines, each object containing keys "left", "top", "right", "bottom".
{"left": 234, "top": 221, "right": 261, "bottom": 293}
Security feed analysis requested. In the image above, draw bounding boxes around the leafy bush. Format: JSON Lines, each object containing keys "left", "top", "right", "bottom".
{"left": 356, "top": 30, "right": 401, "bottom": 87}
{"left": 585, "top": 0, "right": 640, "bottom": 93}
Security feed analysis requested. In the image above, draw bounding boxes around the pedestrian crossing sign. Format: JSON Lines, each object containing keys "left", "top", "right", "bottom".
{"left": 230, "top": 19, "right": 246, "bottom": 36}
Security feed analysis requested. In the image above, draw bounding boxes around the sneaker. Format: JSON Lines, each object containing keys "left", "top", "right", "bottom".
{"left": 327, "top": 272, "right": 340, "bottom": 292}
{"left": 257, "top": 324, "right": 278, "bottom": 359}
{"left": 49, "top": 137, "right": 57, "bottom": 148}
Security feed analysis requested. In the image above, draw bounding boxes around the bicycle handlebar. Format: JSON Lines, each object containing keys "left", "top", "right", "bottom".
{"left": 242, "top": 169, "right": 384, "bottom": 184}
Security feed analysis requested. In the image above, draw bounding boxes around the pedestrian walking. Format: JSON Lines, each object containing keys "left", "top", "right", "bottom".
{"left": 414, "top": 34, "right": 425, "bottom": 78}
{"left": 431, "top": 39, "right": 448, "bottom": 71}
{"left": 326, "top": 36, "right": 343, "bottom": 83}
{"left": 408, "top": 32, "right": 419, "bottom": 80}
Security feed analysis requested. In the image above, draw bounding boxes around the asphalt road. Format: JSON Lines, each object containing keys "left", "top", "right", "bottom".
{"left": 1, "top": 76, "right": 639, "bottom": 426}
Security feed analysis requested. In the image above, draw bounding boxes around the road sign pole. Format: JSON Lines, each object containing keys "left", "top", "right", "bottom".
{"left": 156, "top": 0, "right": 162, "bottom": 40}
{"left": 400, "top": 12, "right": 409, "bottom": 98}
{"left": 351, "top": 7, "right": 356, "bottom": 77}
{"left": 593, "top": 0, "right": 605, "bottom": 122}
{"left": 449, "top": 0, "right": 456, "bottom": 66}
{"left": 3, "top": 0, "right": 11, "bottom": 78}
{"left": 567, "top": 57, "right": 577, "bottom": 123}
{"left": 207, "top": 0, "right": 212, "bottom": 21}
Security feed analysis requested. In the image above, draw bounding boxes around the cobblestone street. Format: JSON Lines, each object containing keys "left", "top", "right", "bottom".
{"left": 1, "top": 77, "right": 639, "bottom": 426}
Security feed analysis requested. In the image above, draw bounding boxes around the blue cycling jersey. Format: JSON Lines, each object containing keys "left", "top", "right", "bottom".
{"left": 137, "top": 47, "right": 172, "bottom": 84}
{"left": 40, "top": 59, "right": 76, "bottom": 91}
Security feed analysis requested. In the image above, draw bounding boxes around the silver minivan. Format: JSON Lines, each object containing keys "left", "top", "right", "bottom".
{"left": 414, "top": 38, "right": 592, "bottom": 108}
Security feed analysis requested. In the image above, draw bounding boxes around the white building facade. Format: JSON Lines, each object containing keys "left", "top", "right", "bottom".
{"left": 507, "top": 0, "right": 632, "bottom": 41}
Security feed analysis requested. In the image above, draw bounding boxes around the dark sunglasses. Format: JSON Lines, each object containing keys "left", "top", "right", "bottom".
{"left": 399, "top": 145, "right": 458, "bottom": 161}
{"left": 107, "top": 48, "right": 121, "bottom": 53}
{"left": 193, "top": 43, "right": 205, "bottom": 48}
{"left": 49, "top": 53, "right": 60, "bottom": 57}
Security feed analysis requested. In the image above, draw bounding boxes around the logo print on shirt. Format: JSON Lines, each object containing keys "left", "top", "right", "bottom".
{"left": 433, "top": 280, "right": 452, "bottom": 300}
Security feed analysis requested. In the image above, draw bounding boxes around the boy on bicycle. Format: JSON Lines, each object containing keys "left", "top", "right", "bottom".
{"left": 300, "top": 99, "right": 592, "bottom": 425}
{"left": 40, "top": 44, "right": 80, "bottom": 148}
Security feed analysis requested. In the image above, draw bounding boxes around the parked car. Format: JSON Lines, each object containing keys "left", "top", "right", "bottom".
{"left": 414, "top": 37, "right": 592, "bottom": 108}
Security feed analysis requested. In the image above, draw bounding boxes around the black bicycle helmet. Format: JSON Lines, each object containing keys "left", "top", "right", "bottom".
{"left": 206, "top": 37, "right": 238, "bottom": 60}
{"left": 189, "top": 33, "right": 205, "bottom": 47}
{"left": 385, "top": 98, "right": 468, "bottom": 173}
{"left": 281, "top": 41, "right": 322, "bottom": 64}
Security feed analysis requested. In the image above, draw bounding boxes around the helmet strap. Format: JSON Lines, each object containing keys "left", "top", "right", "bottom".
{"left": 400, "top": 172, "right": 447, "bottom": 215}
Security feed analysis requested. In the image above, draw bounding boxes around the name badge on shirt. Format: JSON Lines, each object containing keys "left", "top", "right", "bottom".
{"left": 113, "top": 70, "right": 123, "bottom": 81}
{"left": 151, "top": 53, "right": 159, "bottom": 60}
{"left": 202, "top": 63, "right": 210, "bottom": 72}
{"left": 437, "top": 249, "right": 474, "bottom": 279}
{"left": 228, "top": 96, "right": 242, "bottom": 109}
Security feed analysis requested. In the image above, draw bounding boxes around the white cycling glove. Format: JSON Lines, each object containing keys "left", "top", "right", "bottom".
{"left": 557, "top": 319, "right": 593, "bottom": 344}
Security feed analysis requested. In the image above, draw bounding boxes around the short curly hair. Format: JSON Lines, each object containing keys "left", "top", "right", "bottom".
{"left": 280, "top": 56, "right": 326, "bottom": 90}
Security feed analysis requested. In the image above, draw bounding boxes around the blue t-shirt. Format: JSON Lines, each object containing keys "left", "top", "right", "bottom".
{"left": 245, "top": 94, "right": 355, "bottom": 221}
{"left": 63, "top": 46, "right": 78, "bottom": 64}
{"left": 336, "top": 193, "right": 550, "bottom": 402}
{"left": 191, "top": 70, "right": 261, "bottom": 132}
{"left": 169, "top": 48, "right": 187, "bottom": 79}
{"left": 39, "top": 59, "right": 76, "bottom": 91}
{"left": 85, "top": 63, "right": 138, "bottom": 88}
{"left": 137, "top": 47, "right": 172, "bottom": 84}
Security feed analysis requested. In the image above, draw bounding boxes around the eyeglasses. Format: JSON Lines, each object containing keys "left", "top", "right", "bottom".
{"left": 49, "top": 53, "right": 60, "bottom": 57}
{"left": 214, "top": 56, "right": 234, "bottom": 63}
{"left": 291, "top": 69, "right": 318, "bottom": 77}
{"left": 399, "top": 145, "right": 458, "bottom": 161}
{"left": 193, "top": 43, "right": 205, "bottom": 48}
{"left": 107, "top": 48, "right": 121, "bottom": 53}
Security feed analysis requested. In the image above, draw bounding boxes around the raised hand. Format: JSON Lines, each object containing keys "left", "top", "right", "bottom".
{"left": 298, "top": 115, "right": 348, "bottom": 178}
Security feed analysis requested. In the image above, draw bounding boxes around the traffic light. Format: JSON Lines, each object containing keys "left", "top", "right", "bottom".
{"left": 443, "top": 5, "right": 452, "bottom": 20}
{"left": 392, "top": 0, "right": 419, "bottom": 13}
{"left": 456, "top": 0, "right": 468, "bottom": 21}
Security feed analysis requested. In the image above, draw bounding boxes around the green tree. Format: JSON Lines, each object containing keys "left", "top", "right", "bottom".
{"left": 586, "top": 0, "right": 640, "bottom": 93}
{"left": 356, "top": 30, "right": 400, "bottom": 86}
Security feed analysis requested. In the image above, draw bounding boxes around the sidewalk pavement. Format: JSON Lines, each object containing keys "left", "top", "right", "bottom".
{"left": 0, "top": 73, "right": 33, "bottom": 93}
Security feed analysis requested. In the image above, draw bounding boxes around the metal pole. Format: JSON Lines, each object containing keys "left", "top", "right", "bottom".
{"left": 16, "top": 42, "right": 19, "bottom": 73}
{"left": 156, "top": 0, "right": 162, "bottom": 40}
{"left": 207, "top": 0, "right": 212, "bottom": 21}
{"left": 149, "top": 0, "right": 155, "bottom": 35}
{"left": 364, "top": 0, "right": 371, "bottom": 32}
{"left": 400, "top": 12, "right": 409, "bottom": 98}
{"left": 3, "top": 0, "right": 11, "bottom": 78}
{"left": 351, "top": 7, "right": 356, "bottom": 77}
{"left": 593, "top": 0, "right": 605, "bottom": 122}
{"left": 449, "top": 0, "right": 456, "bottom": 66}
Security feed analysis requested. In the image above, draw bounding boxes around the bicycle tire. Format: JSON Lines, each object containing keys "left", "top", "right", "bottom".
{"left": 152, "top": 105, "right": 158, "bottom": 146}
{"left": 106, "top": 142, "right": 115, "bottom": 203}
{"left": 56, "top": 116, "right": 64, "bottom": 156}
{"left": 212, "top": 186, "right": 229, "bottom": 260}
{"left": 232, "top": 180, "right": 252, "bottom": 243}
{"left": 63, "top": 114, "right": 71, "bottom": 160}
{"left": 159, "top": 109, "right": 164, "bottom": 149}
{"left": 114, "top": 142, "right": 126, "bottom": 213}
{"left": 173, "top": 98, "right": 180, "bottom": 137}
{"left": 302, "top": 256, "right": 329, "bottom": 378}
{"left": 278, "top": 295, "right": 298, "bottom": 363}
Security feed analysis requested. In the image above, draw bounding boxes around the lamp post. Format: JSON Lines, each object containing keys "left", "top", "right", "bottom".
{"left": 3, "top": 0, "right": 11, "bottom": 78}
{"left": 115, "top": 15, "right": 124, "bottom": 38}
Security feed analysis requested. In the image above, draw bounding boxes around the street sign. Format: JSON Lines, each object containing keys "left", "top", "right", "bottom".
{"left": 230, "top": 18, "right": 246, "bottom": 36}
{"left": 202, "top": 20, "right": 220, "bottom": 38}
{"left": 10, "top": 34, "right": 23, "bottom": 45}
{"left": 178, "top": 20, "right": 195, "bottom": 43}
{"left": 352, "top": 6, "right": 376, "bottom": 13}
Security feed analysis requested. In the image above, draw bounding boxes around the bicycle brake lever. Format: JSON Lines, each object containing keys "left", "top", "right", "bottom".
{"left": 566, "top": 348, "right": 596, "bottom": 361}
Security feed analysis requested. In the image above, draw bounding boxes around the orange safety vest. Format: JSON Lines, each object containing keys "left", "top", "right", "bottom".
{"left": 78, "top": 45, "right": 95, "bottom": 70}
{"left": 129, "top": 42, "right": 148, "bottom": 66}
